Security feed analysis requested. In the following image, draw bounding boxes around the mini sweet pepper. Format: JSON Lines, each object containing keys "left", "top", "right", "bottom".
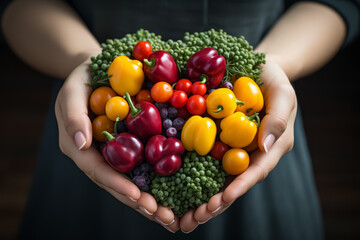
{"left": 206, "top": 88, "right": 244, "bottom": 119}
{"left": 181, "top": 115, "right": 216, "bottom": 156}
{"left": 108, "top": 56, "right": 144, "bottom": 96}
{"left": 220, "top": 112, "right": 260, "bottom": 148}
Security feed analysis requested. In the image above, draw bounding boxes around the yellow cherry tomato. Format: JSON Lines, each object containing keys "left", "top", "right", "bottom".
{"left": 89, "top": 87, "right": 117, "bottom": 115}
{"left": 222, "top": 148, "right": 249, "bottom": 175}
{"left": 105, "top": 96, "right": 129, "bottom": 121}
{"left": 92, "top": 115, "right": 114, "bottom": 142}
{"left": 233, "top": 77, "right": 263, "bottom": 116}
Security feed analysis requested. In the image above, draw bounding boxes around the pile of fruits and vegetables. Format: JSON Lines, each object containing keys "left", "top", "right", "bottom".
{"left": 88, "top": 29, "right": 266, "bottom": 217}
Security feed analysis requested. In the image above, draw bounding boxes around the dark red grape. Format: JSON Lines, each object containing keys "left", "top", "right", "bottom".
{"left": 222, "top": 81, "right": 233, "bottom": 90}
{"left": 166, "top": 127, "right": 177, "bottom": 138}
{"left": 167, "top": 107, "right": 178, "bottom": 118}
{"left": 163, "top": 118, "right": 173, "bottom": 129}
{"left": 173, "top": 117, "right": 185, "bottom": 130}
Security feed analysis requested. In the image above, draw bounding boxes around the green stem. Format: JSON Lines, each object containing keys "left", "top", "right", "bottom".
{"left": 236, "top": 100, "right": 245, "bottom": 106}
{"left": 213, "top": 105, "right": 224, "bottom": 113}
{"left": 247, "top": 113, "right": 261, "bottom": 127}
{"left": 200, "top": 74, "right": 208, "bottom": 83}
{"left": 114, "top": 117, "right": 120, "bottom": 134}
{"left": 123, "top": 92, "right": 141, "bottom": 118}
{"left": 143, "top": 58, "right": 155, "bottom": 70}
{"left": 102, "top": 131, "right": 115, "bottom": 141}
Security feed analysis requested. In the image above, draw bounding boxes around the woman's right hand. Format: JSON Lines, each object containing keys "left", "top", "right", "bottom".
{"left": 54, "top": 60, "right": 180, "bottom": 233}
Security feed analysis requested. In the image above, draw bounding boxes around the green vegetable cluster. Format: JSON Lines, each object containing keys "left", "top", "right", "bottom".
{"left": 89, "top": 29, "right": 266, "bottom": 88}
{"left": 150, "top": 151, "right": 227, "bottom": 217}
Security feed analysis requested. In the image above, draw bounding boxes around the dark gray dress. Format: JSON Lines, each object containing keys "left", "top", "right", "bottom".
{"left": 17, "top": 0, "right": 358, "bottom": 239}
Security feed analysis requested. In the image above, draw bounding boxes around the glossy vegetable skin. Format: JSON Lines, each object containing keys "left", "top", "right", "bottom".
{"left": 89, "top": 86, "right": 117, "bottom": 115}
{"left": 108, "top": 56, "right": 144, "bottom": 96}
{"left": 186, "top": 95, "right": 206, "bottom": 116}
{"left": 181, "top": 115, "right": 216, "bottom": 156}
{"left": 206, "top": 88, "right": 243, "bottom": 119}
{"left": 133, "top": 41, "right": 152, "bottom": 62}
{"left": 92, "top": 115, "right": 114, "bottom": 142}
{"left": 222, "top": 148, "right": 249, "bottom": 175}
{"left": 150, "top": 82, "right": 173, "bottom": 103}
{"left": 124, "top": 92, "right": 162, "bottom": 141}
{"left": 210, "top": 141, "right": 229, "bottom": 160}
{"left": 105, "top": 96, "right": 129, "bottom": 121}
{"left": 220, "top": 112, "right": 259, "bottom": 148}
{"left": 233, "top": 77, "right": 264, "bottom": 115}
{"left": 187, "top": 48, "right": 226, "bottom": 89}
{"left": 144, "top": 51, "right": 179, "bottom": 85}
{"left": 145, "top": 135, "right": 184, "bottom": 176}
{"left": 102, "top": 131, "right": 144, "bottom": 173}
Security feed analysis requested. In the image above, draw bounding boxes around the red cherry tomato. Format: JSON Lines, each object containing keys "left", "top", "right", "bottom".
{"left": 191, "top": 81, "right": 207, "bottom": 95}
{"left": 210, "top": 141, "right": 229, "bottom": 160}
{"left": 136, "top": 89, "right": 154, "bottom": 103}
{"left": 186, "top": 95, "right": 206, "bottom": 115}
{"left": 175, "top": 79, "right": 193, "bottom": 95}
{"left": 133, "top": 41, "right": 152, "bottom": 62}
{"left": 170, "top": 90, "right": 188, "bottom": 108}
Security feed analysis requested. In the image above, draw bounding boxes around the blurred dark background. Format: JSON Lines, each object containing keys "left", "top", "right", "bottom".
{"left": 0, "top": 4, "right": 359, "bottom": 240}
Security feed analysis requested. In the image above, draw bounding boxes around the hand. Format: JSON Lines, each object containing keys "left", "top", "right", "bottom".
{"left": 54, "top": 60, "right": 180, "bottom": 232}
{"left": 179, "top": 60, "right": 298, "bottom": 233}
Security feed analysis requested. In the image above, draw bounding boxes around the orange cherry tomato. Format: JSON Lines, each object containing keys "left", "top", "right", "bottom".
{"left": 150, "top": 82, "right": 173, "bottom": 102}
{"left": 105, "top": 96, "right": 129, "bottom": 121}
{"left": 92, "top": 115, "right": 114, "bottom": 142}
{"left": 222, "top": 148, "right": 249, "bottom": 175}
{"left": 136, "top": 89, "right": 154, "bottom": 103}
{"left": 89, "top": 87, "right": 117, "bottom": 115}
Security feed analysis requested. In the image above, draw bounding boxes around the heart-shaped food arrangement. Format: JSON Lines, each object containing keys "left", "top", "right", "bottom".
{"left": 88, "top": 29, "right": 266, "bottom": 216}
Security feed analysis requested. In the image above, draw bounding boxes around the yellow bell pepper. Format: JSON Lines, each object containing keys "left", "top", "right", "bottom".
{"left": 206, "top": 88, "right": 244, "bottom": 119}
{"left": 220, "top": 112, "right": 259, "bottom": 148}
{"left": 108, "top": 56, "right": 144, "bottom": 96}
{"left": 181, "top": 116, "right": 217, "bottom": 156}
{"left": 233, "top": 77, "right": 264, "bottom": 116}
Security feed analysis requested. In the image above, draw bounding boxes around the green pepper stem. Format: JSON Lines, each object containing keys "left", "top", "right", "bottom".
{"left": 236, "top": 100, "right": 245, "bottom": 106}
{"left": 102, "top": 131, "right": 115, "bottom": 141}
{"left": 200, "top": 74, "right": 208, "bottom": 83}
{"left": 143, "top": 58, "right": 156, "bottom": 70}
{"left": 213, "top": 105, "right": 224, "bottom": 113}
{"left": 114, "top": 117, "right": 120, "bottom": 134}
{"left": 123, "top": 92, "right": 141, "bottom": 118}
{"left": 247, "top": 112, "right": 261, "bottom": 127}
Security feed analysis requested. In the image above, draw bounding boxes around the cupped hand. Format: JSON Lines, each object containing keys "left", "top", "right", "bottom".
{"left": 54, "top": 60, "right": 180, "bottom": 233}
{"left": 179, "top": 59, "right": 298, "bottom": 233}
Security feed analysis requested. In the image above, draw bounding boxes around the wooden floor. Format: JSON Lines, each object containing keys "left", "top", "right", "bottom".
{"left": 0, "top": 40, "right": 359, "bottom": 239}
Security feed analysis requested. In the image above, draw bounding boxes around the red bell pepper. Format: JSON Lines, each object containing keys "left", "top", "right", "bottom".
{"left": 187, "top": 48, "right": 226, "bottom": 89}
{"left": 124, "top": 92, "right": 162, "bottom": 141}
{"left": 145, "top": 135, "right": 184, "bottom": 176}
{"left": 143, "top": 50, "right": 179, "bottom": 85}
{"left": 102, "top": 131, "right": 144, "bottom": 173}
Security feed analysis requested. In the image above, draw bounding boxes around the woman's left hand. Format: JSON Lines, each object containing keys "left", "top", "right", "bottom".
{"left": 179, "top": 59, "right": 298, "bottom": 233}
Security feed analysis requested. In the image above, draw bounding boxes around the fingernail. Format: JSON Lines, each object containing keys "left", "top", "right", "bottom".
{"left": 198, "top": 217, "right": 212, "bottom": 224}
{"left": 155, "top": 216, "right": 173, "bottom": 226}
{"left": 181, "top": 229, "right": 195, "bottom": 234}
{"left": 74, "top": 131, "right": 86, "bottom": 150}
{"left": 139, "top": 206, "right": 153, "bottom": 216}
{"left": 128, "top": 196, "right": 137, "bottom": 202}
{"left": 212, "top": 205, "right": 223, "bottom": 214}
{"left": 263, "top": 134, "right": 275, "bottom": 153}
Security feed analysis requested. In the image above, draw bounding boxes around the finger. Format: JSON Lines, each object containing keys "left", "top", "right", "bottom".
{"left": 207, "top": 192, "right": 225, "bottom": 214}
{"left": 154, "top": 205, "right": 175, "bottom": 226}
{"left": 55, "top": 64, "right": 93, "bottom": 151}
{"left": 259, "top": 81, "right": 297, "bottom": 153}
{"left": 180, "top": 209, "right": 199, "bottom": 234}
{"left": 137, "top": 192, "right": 158, "bottom": 216}
{"left": 194, "top": 203, "right": 213, "bottom": 224}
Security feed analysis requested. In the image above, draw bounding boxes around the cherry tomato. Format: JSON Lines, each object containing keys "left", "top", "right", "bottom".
{"left": 186, "top": 95, "right": 206, "bottom": 115}
{"left": 151, "top": 81, "right": 173, "bottom": 102}
{"left": 170, "top": 90, "right": 188, "bottom": 108}
{"left": 222, "top": 148, "right": 249, "bottom": 175}
{"left": 175, "top": 79, "right": 192, "bottom": 95}
{"left": 203, "top": 94, "right": 209, "bottom": 100}
{"left": 191, "top": 81, "right": 207, "bottom": 95}
{"left": 105, "top": 96, "right": 129, "bottom": 121}
{"left": 92, "top": 115, "right": 114, "bottom": 142}
{"left": 210, "top": 141, "right": 229, "bottom": 160}
{"left": 89, "top": 87, "right": 117, "bottom": 115}
{"left": 133, "top": 41, "right": 152, "bottom": 62}
{"left": 136, "top": 89, "right": 153, "bottom": 103}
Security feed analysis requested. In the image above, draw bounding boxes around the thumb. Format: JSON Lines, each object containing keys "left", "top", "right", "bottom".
{"left": 258, "top": 83, "right": 297, "bottom": 153}
{"left": 55, "top": 64, "right": 93, "bottom": 152}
